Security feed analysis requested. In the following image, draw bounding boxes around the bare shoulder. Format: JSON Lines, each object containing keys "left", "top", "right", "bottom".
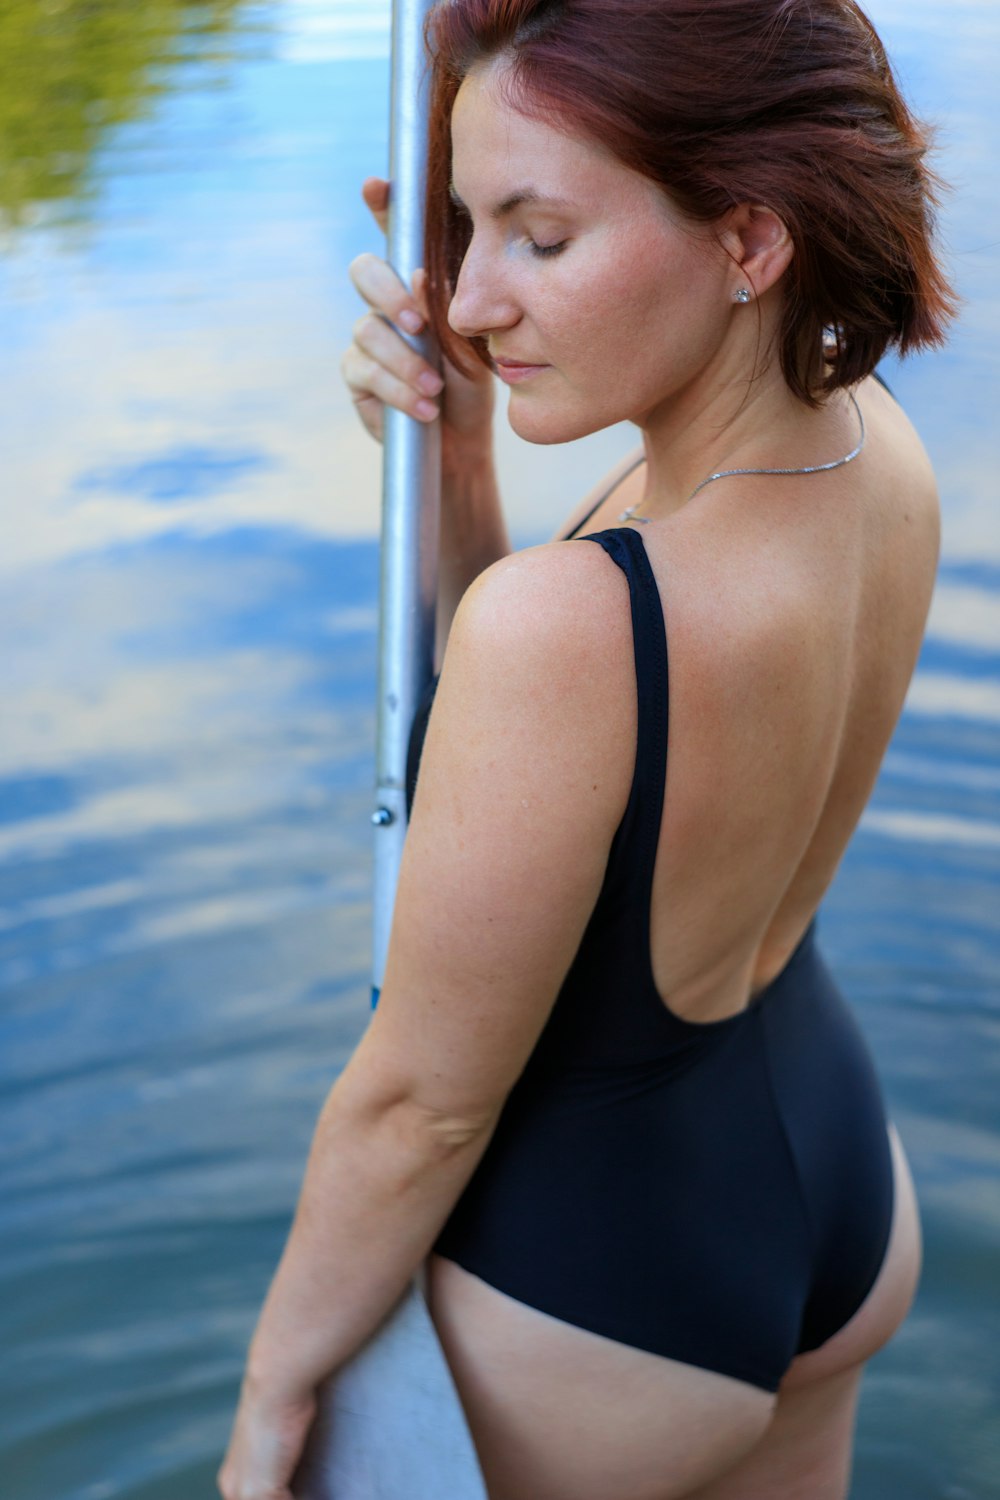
{"left": 444, "top": 538, "right": 636, "bottom": 705}
{"left": 416, "top": 539, "right": 639, "bottom": 849}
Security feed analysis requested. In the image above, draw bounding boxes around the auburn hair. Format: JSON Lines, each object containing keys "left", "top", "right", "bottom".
{"left": 423, "top": 0, "right": 956, "bottom": 405}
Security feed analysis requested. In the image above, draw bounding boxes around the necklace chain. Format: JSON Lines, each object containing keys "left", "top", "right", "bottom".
{"left": 619, "top": 391, "right": 866, "bottom": 525}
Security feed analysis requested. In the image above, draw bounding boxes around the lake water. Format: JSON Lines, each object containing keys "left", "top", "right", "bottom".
{"left": 0, "top": 3, "right": 997, "bottom": 1497}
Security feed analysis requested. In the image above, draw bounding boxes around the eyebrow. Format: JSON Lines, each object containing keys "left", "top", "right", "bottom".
{"left": 448, "top": 183, "right": 574, "bottom": 218}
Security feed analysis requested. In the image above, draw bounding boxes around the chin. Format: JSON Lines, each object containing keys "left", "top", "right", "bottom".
{"left": 506, "top": 391, "right": 620, "bottom": 446}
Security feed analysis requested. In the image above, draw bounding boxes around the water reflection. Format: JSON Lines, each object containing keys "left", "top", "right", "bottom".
{"left": 0, "top": 0, "right": 263, "bottom": 236}
{"left": 0, "top": 3, "right": 998, "bottom": 1499}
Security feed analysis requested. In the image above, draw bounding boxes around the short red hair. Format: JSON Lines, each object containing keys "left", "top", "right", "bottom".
{"left": 423, "top": 0, "right": 957, "bottom": 405}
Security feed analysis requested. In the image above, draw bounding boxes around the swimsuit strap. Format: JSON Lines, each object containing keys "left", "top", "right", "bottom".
{"left": 560, "top": 452, "right": 646, "bottom": 541}
{"left": 575, "top": 527, "right": 669, "bottom": 918}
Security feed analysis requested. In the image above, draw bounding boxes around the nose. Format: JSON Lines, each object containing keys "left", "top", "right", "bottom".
{"left": 447, "top": 235, "right": 520, "bottom": 340}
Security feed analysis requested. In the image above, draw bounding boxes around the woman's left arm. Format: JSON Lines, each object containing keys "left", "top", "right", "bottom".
{"left": 218, "top": 541, "right": 635, "bottom": 1499}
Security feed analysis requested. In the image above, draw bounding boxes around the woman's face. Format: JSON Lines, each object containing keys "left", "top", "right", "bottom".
{"left": 448, "top": 63, "right": 737, "bottom": 444}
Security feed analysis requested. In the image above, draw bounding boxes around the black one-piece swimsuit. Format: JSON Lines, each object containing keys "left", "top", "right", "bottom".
{"left": 407, "top": 522, "right": 895, "bottom": 1394}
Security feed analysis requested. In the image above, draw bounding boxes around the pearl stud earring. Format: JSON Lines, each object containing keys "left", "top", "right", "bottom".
{"left": 734, "top": 287, "right": 752, "bottom": 304}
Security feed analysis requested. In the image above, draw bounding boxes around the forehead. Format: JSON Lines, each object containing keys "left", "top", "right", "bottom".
{"left": 450, "top": 63, "right": 654, "bottom": 215}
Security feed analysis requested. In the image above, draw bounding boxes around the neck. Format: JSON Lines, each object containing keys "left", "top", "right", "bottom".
{"left": 633, "top": 362, "right": 850, "bottom": 521}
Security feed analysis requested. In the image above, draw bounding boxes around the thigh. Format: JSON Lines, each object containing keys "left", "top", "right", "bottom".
{"left": 683, "top": 1364, "right": 864, "bottom": 1500}
{"left": 425, "top": 1253, "right": 775, "bottom": 1500}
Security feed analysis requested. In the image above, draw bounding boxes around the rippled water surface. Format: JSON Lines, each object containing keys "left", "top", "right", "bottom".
{"left": 1, "top": 3, "right": 998, "bottom": 1497}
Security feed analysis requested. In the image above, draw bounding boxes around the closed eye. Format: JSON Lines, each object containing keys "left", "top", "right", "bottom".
{"left": 530, "top": 240, "right": 568, "bottom": 259}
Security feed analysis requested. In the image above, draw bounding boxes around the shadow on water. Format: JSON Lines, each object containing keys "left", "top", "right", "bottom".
{"left": 0, "top": 2, "right": 998, "bottom": 1498}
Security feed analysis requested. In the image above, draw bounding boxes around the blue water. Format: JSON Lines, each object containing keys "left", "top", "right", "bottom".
{"left": 0, "top": 3, "right": 998, "bottom": 1497}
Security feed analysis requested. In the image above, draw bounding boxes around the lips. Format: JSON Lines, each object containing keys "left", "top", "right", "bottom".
{"left": 492, "top": 355, "right": 550, "bottom": 384}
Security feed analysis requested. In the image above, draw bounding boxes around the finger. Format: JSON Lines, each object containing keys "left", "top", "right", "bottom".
{"left": 353, "top": 310, "right": 443, "bottom": 397}
{"left": 349, "top": 251, "right": 425, "bottom": 336}
{"left": 341, "top": 346, "right": 440, "bottom": 428}
{"left": 352, "top": 391, "right": 386, "bottom": 444}
{"left": 412, "top": 267, "right": 432, "bottom": 325}
{"left": 339, "top": 346, "right": 386, "bottom": 441}
{"left": 361, "top": 176, "right": 390, "bottom": 235}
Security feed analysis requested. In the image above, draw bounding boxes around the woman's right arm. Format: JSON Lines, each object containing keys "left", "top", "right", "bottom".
{"left": 341, "top": 178, "right": 510, "bottom": 666}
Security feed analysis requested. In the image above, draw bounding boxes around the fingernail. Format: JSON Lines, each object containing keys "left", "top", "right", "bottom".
{"left": 416, "top": 399, "right": 439, "bottom": 420}
{"left": 418, "top": 370, "right": 444, "bottom": 395}
{"left": 399, "top": 310, "right": 424, "bottom": 334}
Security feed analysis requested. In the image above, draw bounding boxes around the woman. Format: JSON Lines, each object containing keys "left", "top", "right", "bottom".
{"left": 219, "top": 2, "right": 955, "bottom": 1497}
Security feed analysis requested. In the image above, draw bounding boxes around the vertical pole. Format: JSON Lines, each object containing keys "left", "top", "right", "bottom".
{"left": 371, "top": 0, "right": 441, "bottom": 1006}
{"left": 291, "top": 6, "right": 488, "bottom": 1494}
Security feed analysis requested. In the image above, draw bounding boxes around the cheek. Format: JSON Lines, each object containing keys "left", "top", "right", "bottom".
{"left": 552, "top": 227, "right": 713, "bottom": 370}
{"left": 507, "top": 226, "right": 725, "bottom": 441}
{"left": 558, "top": 272, "right": 712, "bottom": 402}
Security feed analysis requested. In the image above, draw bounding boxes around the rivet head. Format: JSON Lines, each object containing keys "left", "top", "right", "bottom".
{"left": 371, "top": 806, "right": 394, "bottom": 827}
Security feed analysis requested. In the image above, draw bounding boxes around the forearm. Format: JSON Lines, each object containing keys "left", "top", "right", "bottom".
{"left": 245, "top": 1080, "right": 495, "bottom": 1397}
{"left": 435, "top": 439, "right": 511, "bottom": 667}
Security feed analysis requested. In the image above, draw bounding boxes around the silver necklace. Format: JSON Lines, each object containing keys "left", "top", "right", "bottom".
{"left": 619, "top": 391, "right": 866, "bottom": 524}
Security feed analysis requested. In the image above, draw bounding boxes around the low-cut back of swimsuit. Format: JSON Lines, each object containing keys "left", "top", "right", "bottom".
{"left": 406, "top": 423, "right": 897, "bottom": 1395}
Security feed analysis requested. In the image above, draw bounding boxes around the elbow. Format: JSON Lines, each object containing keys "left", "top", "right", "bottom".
{"left": 321, "top": 1067, "right": 499, "bottom": 1163}
{"left": 412, "top": 1099, "right": 499, "bottom": 1155}
{"left": 376, "top": 1083, "right": 500, "bottom": 1159}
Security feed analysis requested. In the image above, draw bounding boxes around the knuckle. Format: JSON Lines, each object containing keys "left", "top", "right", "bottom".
{"left": 355, "top": 310, "right": 386, "bottom": 345}
{"left": 407, "top": 349, "right": 431, "bottom": 383}
{"left": 344, "top": 351, "right": 376, "bottom": 392}
{"left": 359, "top": 354, "right": 381, "bottom": 388}
{"left": 340, "top": 353, "right": 368, "bottom": 397}
{"left": 346, "top": 255, "right": 366, "bottom": 290}
{"left": 348, "top": 251, "right": 408, "bottom": 309}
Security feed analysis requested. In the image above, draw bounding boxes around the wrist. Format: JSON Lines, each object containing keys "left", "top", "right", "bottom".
{"left": 245, "top": 1335, "right": 319, "bottom": 1404}
{"left": 442, "top": 431, "right": 495, "bottom": 484}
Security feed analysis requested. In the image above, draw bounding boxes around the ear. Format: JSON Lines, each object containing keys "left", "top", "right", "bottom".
{"left": 718, "top": 203, "right": 794, "bottom": 299}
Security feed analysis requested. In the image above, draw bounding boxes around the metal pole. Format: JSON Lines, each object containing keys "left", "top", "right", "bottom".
{"left": 371, "top": 0, "right": 441, "bottom": 1005}
{"left": 293, "top": 4, "right": 489, "bottom": 1493}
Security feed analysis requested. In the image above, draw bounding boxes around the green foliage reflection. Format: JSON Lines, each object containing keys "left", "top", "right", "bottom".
{"left": 0, "top": 0, "right": 258, "bottom": 233}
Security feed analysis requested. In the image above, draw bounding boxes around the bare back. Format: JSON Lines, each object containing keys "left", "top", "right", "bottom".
{"left": 564, "top": 374, "right": 940, "bottom": 1023}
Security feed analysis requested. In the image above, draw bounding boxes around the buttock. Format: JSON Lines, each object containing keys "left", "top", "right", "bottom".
{"left": 426, "top": 1251, "right": 779, "bottom": 1500}
{"left": 760, "top": 940, "right": 896, "bottom": 1363}
{"left": 780, "top": 1119, "right": 921, "bottom": 1389}
{"left": 426, "top": 1119, "right": 917, "bottom": 1500}
{"left": 433, "top": 935, "right": 896, "bottom": 1394}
